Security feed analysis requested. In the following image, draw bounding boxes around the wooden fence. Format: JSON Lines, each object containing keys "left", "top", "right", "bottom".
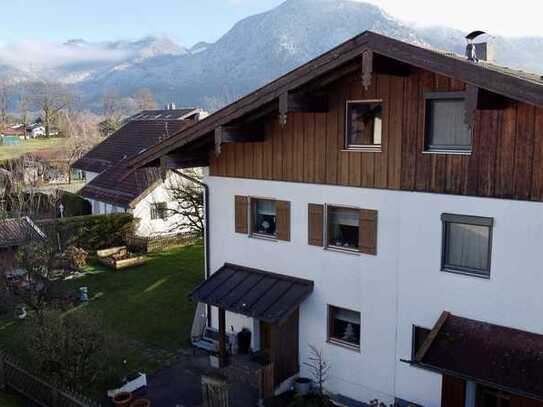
{"left": 0, "top": 351, "right": 101, "bottom": 407}
{"left": 125, "top": 232, "right": 199, "bottom": 253}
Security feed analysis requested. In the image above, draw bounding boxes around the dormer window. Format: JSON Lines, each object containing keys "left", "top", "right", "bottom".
{"left": 424, "top": 92, "right": 472, "bottom": 153}
{"left": 345, "top": 100, "right": 383, "bottom": 151}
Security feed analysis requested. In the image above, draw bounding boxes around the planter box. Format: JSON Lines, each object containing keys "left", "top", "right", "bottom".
{"left": 97, "top": 246, "right": 128, "bottom": 258}
{"left": 98, "top": 255, "right": 146, "bottom": 270}
{"left": 107, "top": 373, "right": 147, "bottom": 398}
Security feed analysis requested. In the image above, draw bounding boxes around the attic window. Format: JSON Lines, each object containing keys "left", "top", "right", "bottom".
{"left": 425, "top": 92, "right": 472, "bottom": 153}
{"left": 345, "top": 100, "right": 383, "bottom": 151}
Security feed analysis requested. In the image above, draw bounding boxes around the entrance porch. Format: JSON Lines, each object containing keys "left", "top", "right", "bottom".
{"left": 190, "top": 263, "right": 314, "bottom": 396}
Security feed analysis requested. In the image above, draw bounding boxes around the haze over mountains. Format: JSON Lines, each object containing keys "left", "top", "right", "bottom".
{"left": 2, "top": 0, "right": 543, "bottom": 112}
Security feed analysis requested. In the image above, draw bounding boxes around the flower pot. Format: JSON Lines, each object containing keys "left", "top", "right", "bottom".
{"left": 294, "top": 377, "right": 312, "bottom": 396}
{"left": 130, "top": 399, "right": 151, "bottom": 407}
{"left": 113, "top": 391, "right": 133, "bottom": 407}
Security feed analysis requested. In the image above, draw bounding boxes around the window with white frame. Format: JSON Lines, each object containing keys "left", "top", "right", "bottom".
{"left": 151, "top": 202, "right": 168, "bottom": 220}
{"left": 328, "top": 305, "right": 361, "bottom": 350}
{"left": 251, "top": 198, "right": 277, "bottom": 237}
{"left": 327, "top": 205, "right": 360, "bottom": 251}
{"left": 345, "top": 100, "right": 383, "bottom": 150}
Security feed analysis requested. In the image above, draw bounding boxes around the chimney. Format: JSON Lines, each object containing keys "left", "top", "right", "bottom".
{"left": 170, "top": 102, "right": 176, "bottom": 110}
{"left": 465, "top": 31, "right": 495, "bottom": 63}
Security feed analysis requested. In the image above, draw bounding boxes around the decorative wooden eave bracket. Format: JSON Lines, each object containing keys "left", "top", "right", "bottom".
{"left": 361, "top": 48, "right": 373, "bottom": 91}
{"left": 160, "top": 151, "right": 209, "bottom": 171}
{"left": 214, "top": 125, "right": 265, "bottom": 155}
{"left": 278, "top": 91, "right": 329, "bottom": 127}
{"left": 415, "top": 311, "right": 450, "bottom": 363}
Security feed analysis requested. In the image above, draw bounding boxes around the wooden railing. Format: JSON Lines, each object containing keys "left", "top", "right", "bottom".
{"left": 0, "top": 351, "right": 101, "bottom": 407}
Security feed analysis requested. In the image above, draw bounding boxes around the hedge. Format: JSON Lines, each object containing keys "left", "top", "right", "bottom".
{"left": 60, "top": 191, "right": 92, "bottom": 217}
{"left": 37, "top": 213, "right": 134, "bottom": 252}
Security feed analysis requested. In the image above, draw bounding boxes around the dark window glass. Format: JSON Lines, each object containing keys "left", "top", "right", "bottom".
{"left": 151, "top": 202, "right": 168, "bottom": 220}
{"left": 477, "top": 385, "right": 511, "bottom": 407}
{"left": 327, "top": 206, "right": 359, "bottom": 250}
{"left": 426, "top": 95, "right": 471, "bottom": 151}
{"left": 328, "top": 306, "right": 361, "bottom": 349}
{"left": 252, "top": 199, "right": 277, "bottom": 237}
{"left": 346, "top": 101, "right": 382, "bottom": 149}
{"left": 442, "top": 214, "right": 493, "bottom": 277}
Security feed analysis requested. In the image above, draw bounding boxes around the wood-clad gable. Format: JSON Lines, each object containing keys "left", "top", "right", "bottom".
{"left": 209, "top": 66, "right": 543, "bottom": 202}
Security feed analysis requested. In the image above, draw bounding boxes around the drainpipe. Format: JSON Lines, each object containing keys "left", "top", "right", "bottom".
{"left": 169, "top": 168, "right": 212, "bottom": 327}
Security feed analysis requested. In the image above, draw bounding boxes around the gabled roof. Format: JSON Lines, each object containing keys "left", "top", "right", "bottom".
{"left": 129, "top": 108, "right": 200, "bottom": 121}
{"left": 78, "top": 165, "right": 162, "bottom": 208}
{"left": 129, "top": 31, "right": 543, "bottom": 169}
{"left": 413, "top": 312, "right": 543, "bottom": 400}
{"left": 73, "top": 119, "right": 192, "bottom": 173}
{"left": 0, "top": 217, "right": 47, "bottom": 248}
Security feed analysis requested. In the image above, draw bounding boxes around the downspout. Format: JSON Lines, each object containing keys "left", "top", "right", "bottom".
{"left": 169, "top": 168, "right": 212, "bottom": 327}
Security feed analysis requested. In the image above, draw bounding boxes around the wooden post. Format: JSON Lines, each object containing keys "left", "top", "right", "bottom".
{"left": 0, "top": 352, "right": 5, "bottom": 390}
{"left": 218, "top": 307, "right": 227, "bottom": 368}
{"left": 51, "top": 387, "right": 59, "bottom": 407}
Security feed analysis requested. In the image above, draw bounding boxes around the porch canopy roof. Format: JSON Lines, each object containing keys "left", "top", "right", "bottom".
{"left": 190, "top": 263, "right": 314, "bottom": 324}
{"left": 414, "top": 311, "right": 543, "bottom": 400}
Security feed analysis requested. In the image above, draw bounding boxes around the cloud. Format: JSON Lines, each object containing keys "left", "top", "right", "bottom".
{"left": 0, "top": 40, "right": 130, "bottom": 71}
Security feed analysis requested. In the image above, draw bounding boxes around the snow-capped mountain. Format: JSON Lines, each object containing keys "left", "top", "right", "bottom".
{"left": 2, "top": 0, "right": 543, "bottom": 112}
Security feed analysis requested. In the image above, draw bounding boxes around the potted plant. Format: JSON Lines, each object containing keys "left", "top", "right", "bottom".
{"left": 131, "top": 399, "right": 151, "bottom": 407}
{"left": 294, "top": 377, "right": 312, "bottom": 396}
{"left": 113, "top": 391, "right": 133, "bottom": 407}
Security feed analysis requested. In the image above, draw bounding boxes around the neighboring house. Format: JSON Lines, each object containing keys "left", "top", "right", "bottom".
{"left": 72, "top": 109, "right": 203, "bottom": 237}
{"left": 130, "top": 32, "right": 543, "bottom": 406}
{"left": 0, "top": 217, "right": 47, "bottom": 270}
{"left": 26, "top": 123, "right": 46, "bottom": 139}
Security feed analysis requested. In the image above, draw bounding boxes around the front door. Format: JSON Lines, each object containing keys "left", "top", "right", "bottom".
{"left": 259, "top": 321, "right": 272, "bottom": 353}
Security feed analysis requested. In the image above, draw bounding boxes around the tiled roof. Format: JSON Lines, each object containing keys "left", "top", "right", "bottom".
{"left": 78, "top": 165, "right": 162, "bottom": 208}
{"left": 72, "top": 120, "right": 192, "bottom": 174}
{"left": 416, "top": 312, "right": 543, "bottom": 399}
{"left": 130, "top": 109, "right": 200, "bottom": 121}
{"left": 0, "top": 217, "right": 47, "bottom": 248}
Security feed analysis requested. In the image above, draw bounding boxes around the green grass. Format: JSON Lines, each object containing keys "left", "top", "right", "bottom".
{"left": 0, "top": 390, "right": 27, "bottom": 406}
{"left": 0, "top": 243, "right": 205, "bottom": 376}
{"left": 0, "top": 137, "right": 65, "bottom": 160}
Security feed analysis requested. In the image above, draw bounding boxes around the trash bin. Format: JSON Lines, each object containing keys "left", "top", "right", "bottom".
{"left": 237, "top": 328, "right": 251, "bottom": 354}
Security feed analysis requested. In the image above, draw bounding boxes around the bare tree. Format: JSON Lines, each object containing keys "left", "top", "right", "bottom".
{"left": 33, "top": 81, "right": 73, "bottom": 138}
{"left": 303, "top": 345, "right": 331, "bottom": 400}
{"left": 165, "top": 169, "right": 204, "bottom": 236}
{"left": 0, "top": 80, "right": 10, "bottom": 127}
{"left": 59, "top": 111, "right": 102, "bottom": 165}
{"left": 134, "top": 88, "right": 159, "bottom": 111}
{"left": 17, "top": 83, "right": 32, "bottom": 140}
{"left": 100, "top": 88, "right": 124, "bottom": 137}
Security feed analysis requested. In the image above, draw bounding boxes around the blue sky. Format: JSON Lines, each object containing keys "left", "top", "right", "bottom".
{"left": 4, "top": 0, "right": 285, "bottom": 46}
{"left": 3, "top": 0, "right": 542, "bottom": 47}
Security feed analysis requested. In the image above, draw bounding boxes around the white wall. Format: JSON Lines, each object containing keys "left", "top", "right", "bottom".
{"left": 132, "top": 171, "right": 194, "bottom": 237}
{"left": 205, "top": 175, "right": 543, "bottom": 406}
{"left": 85, "top": 171, "right": 99, "bottom": 184}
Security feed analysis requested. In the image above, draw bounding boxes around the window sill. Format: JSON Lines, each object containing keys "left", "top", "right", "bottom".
{"left": 441, "top": 267, "right": 490, "bottom": 280}
{"left": 327, "top": 339, "right": 361, "bottom": 352}
{"left": 422, "top": 149, "right": 472, "bottom": 156}
{"left": 249, "top": 233, "right": 277, "bottom": 242}
{"left": 342, "top": 146, "right": 382, "bottom": 153}
{"left": 324, "top": 246, "right": 360, "bottom": 256}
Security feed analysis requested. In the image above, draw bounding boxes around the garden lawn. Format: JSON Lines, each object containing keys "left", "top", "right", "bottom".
{"left": 0, "top": 243, "right": 205, "bottom": 363}
{"left": 0, "top": 390, "right": 27, "bottom": 406}
{"left": 0, "top": 137, "right": 65, "bottom": 161}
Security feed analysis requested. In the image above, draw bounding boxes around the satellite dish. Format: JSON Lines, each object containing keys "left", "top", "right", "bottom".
{"left": 465, "top": 31, "right": 486, "bottom": 41}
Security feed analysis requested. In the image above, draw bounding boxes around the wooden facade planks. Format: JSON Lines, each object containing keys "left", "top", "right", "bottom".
{"left": 209, "top": 67, "right": 543, "bottom": 203}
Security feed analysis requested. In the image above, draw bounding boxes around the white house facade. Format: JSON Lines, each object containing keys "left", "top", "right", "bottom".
{"left": 129, "top": 32, "right": 543, "bottom": 407}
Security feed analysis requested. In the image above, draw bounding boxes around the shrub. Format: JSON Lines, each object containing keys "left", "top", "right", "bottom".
{"left": 37, "top": 213, "right": 134, "bottom": 252}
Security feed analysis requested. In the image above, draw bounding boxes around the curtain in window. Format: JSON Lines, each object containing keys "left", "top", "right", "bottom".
{"left": 256, "top": 200, "right": 276, "bottom": 216}
{"left": 429, "top": 99, "right": 471, "bottom": 148}
{"left": 328, "top": 207, "right": 358, "bottom": 226}
{"left": 446, "top": 223, "right": 489, "bottom": 270}
{"left": 333, "top": 307, "right": 360, "bottom": 324}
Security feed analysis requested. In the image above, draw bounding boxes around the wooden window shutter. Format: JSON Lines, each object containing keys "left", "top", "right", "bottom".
{"left": 359, "top": 209, "right": 378, "bottom": 255}
{"left": 275, "top": 200, "right": 291, "bottom": 241}
{"left": 234, "top": 195, "right": 248, "bottom": 234}
{"left": 308, "top": 204, "right": 324, "bottom": 246}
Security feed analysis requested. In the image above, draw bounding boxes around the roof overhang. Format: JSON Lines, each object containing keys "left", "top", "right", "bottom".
{"left": 128, "top": 30, "right": 543, "bottom": 170}
{"left": 409, "top": 311, "right": 543, "bottom": 401}
{"left": 190, "top": 263, "right": 314, "bottom": 324}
